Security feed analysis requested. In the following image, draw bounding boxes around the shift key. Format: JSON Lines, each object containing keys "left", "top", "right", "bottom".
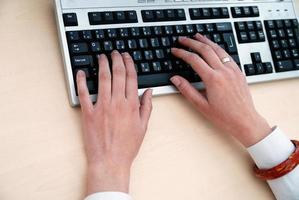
{"left": 72, "top": 55, "right": 93, "bottom": 67}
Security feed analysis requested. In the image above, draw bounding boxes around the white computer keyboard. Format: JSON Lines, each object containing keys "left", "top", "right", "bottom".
{"left": 54, "top": 0, "right": 299, "bottom": 106}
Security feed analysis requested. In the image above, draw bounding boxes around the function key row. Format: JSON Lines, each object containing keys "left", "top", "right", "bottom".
{"left": 88, "top": 11, "right": 137, "bottom": 25}
{"left": 235, "top": 21, "right": 265, "bottom": 43}
{"left": 141, "top": 9, "right": 186, "bottom": 22}
{"left": 189, "top": 7, "right": 229, "bottom": 20}
{"left": 231, "top": 6, "right": 259, "bottom": 18}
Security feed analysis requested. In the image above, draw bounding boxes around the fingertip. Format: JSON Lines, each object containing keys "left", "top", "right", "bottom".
{"left": 170, "top": 76, "right": 181, "bottom": 86}
{"left": 77, "top": 70, "right": 85, "bottom": 80}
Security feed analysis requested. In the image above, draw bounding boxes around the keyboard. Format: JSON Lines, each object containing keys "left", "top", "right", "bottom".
{"left": 55, "top": 0, "right": 299, "bottom": 106}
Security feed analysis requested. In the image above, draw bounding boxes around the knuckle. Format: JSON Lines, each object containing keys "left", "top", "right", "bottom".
{"left": 201, "top": 44, "right": 212, "bottom": 52}
{"left": 186, "top": 53, "right": 198, "bottom": 62}
{"left": 113, "top": 65, "right": 125, "bottom": 75}
{"left": 99, "top": 72, "right": 110, "bottom": 81}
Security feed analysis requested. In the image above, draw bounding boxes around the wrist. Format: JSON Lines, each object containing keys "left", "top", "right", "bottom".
{"left": 237, "top": 113, "right": 272, "bottom": 148}
{"left": 86, "top": 162, "right": 131, "bottom": 195}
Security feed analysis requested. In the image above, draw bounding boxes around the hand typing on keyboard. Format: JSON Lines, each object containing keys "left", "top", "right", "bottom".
{"left": 76, "top": 51, "right": 153, "bottom": 195}
{"left": 170, "top": 33, "right": 272, "bottom": 147}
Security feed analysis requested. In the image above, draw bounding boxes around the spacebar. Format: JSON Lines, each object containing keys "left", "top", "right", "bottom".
{"left": 138, "top": 71, "right": 193, "bottom": 88}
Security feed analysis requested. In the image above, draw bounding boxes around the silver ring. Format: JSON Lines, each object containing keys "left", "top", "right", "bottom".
{"left": 221, "top": 57, "right": 231, "bottom": 64}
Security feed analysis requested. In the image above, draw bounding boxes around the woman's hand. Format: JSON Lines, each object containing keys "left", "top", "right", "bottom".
{"left": 171, "top": 33, "right": 272, "bottom": 147}
{"left": 76, "top": 51, "right": 153, "bottom": 195}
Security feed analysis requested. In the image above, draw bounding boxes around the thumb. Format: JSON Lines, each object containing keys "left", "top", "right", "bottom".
{"left": 140, "top": 89, "right": 153, "bottom": 129}
{"left": 171, "top": 75, "right": 208, "bottom": 112}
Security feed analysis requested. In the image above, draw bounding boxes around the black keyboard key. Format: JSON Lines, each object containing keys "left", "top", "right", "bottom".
{"left": 139, "top": 38, "right": 149, "bottom": 48}
{"left": 152, "top": 62, "right": 162, "bottom": 72}
{"left": 155, "top": 49, "right": 165, "bottom": 59}
{"left": 70, "top": 43, "right": 89, "bottom": 54}
{"left": 88, "top": 12, "right": 102, "bottom": 25}
{"left": 186, "top": 24, "right": 195, "bottom": 34}
{"left": 82, "top": 30, "right": 93, "bottom": 40}
{"left": 294, "top": 59, "right": 299, "bottom": 69}
{"left": 153, "top": 26, "right": 163, "bottom": 35}
{"left": 252, "top": 6, "right": 259, "bottom": 17}
{"left": 266, "top": 20, "right": 275, "bottom": 29}
{"left": 243, "top": 7, "right": 251, "bottom": 16}
{"left": 115, "top": 11, "right": 126, "bottom": 22}
{"left": 72, "top": 55, "right": 93, "bottom": 67}
{"left": 140, "top": 63, "right": 151, "bottom": 73}
{"left": 128, "top": 39, "right": 138, "bottom": 49}
{"left": 231, "top": 7, "right": 243, "bottom": 18}
{"left": 257, "top": 31, "right": 265, "bottom": 41}
{"left": 275, "top": 60, "right": 293, "bottom": 72}
{"left": 231, "top": 54, "right": 240, "bottom": 65}
{"left": 107, "top": 29, "right": 117, "bottom": 38}
{"left": 150, "top": 38, "right": 160, "bottom": 48}
{"left": 75, "top": 68, "right": 90, "bottom": 78}
{"left": 164, "top": 26, "right": 174, "bottom": 35}
{"left": 103, "top": 12, "right": 114, "bottom": 22}
{"left": 176, "top": 9, "right": 186, "bottom": 20}
{"left": 90, "top": 42, "right": 101, "bottom": 52}
{"left": 144, "top": 50, "right": 154, "bottom": 60}
{"left": 247, "top": 21, "right": 255, "bottom": 30}
{"left": 87, "top": 80, "right": 97, "bottom": 94}
{"left": 221, "top": 7, "right": 229, "bottom": 18}
{"left": 94, "top": 30, "right": 105, "bottom": 40}
{"left": 202, "top": 8, "right": 211, "bottom": 18}
{"left": 190, "top": 8, "right": 201, "bottom": 19}
{"left": 249, "top": 31, "right": 257, "bottom": 41}
{"left": 275, "top": 20, "right": 284, "bottom": 28}
{"left": 67, "top": 31, "right": 80, "bottom": 41}
{"left": 130, "top": 27, "right": 140, "bottom": 37}
{"left": 255, "top": 21, "right": 263, "bottom": 30}
{"left": 115, "top": 40, "right": 126, "bottom": 50}
{"left": 251, "top": 52, "right": 262, "bottom": 63}
{"left": 284, "top": 19, "right": 292, "bottom": 28}
{"left": 126, "top": 11, "right": 138, "bottom": 23}
{"left": 274, "top": 51, "right": 283, "bottom": 60}
{"left": 282, "top": 49, "right": 291, "bottom": 59}
{"left": 166, "top": 9, "right": 176, "bottom": 19}
{"left": 155, "top": 10, "right": 165, "bottom": 20}
{"left": 205, "top": 24, "right": 215, "bottom": 32}
{"left": 175, "top": 25, "right": 185, "bottom": 34}
{"left": 142, "top": 27, "right": 152, "bottom": 36}
{"left": 244, "top": 64, "right": 255, "bottom": 76}
{"left": 142, "top": 10, "right": 157, "bottom": 22}
{"left": 236, "top": 22, "right": 246, "bottom": 31}
{"left": 263, "top": 62, "right": 273, "bottom": 73}
{"left": 119, "top": 28, "right": 129, "bottom": 37}
{"left": 291, "top": 49, "right": 299, "bottom": 58}
{"left": 255, "top": 63, "right": 264, "bottom": 74}
{"left": 195, "top": 24, "right": 205, "bottom": 33}
{"left": 132, "top": 51, "right": 142, "bottom": 61}
{"left": 211, "top": 8, "right": 221, "bottom": 17}
{"left": 63, "top": 13, "right": 78, "bottom": 26}
{"left": 161, "top": 37, "right": 171, "bottom": 47}
{"left": 223, "top": 33, "right": 237, "bottom": 53}
{"left": 216, "top": 22, "right": 232, "bottom": 32}
{"left": 103, "top": 41, "right": 113, "bottom": 51}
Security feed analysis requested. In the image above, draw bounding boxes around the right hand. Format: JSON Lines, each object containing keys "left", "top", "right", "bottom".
{"left": 171, "top": 33, "right": 272, "bottom": 147}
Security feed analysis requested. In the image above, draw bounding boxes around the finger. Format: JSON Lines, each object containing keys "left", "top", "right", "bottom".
{"left": 178, "top": 37, "right": 223, "bottom": 69}
{"left": 140, "top": 89, "right": 153, "bottom": 129}
{"left": 76, "top": 70, "right": 93, "bottom": 113}
{"left": 170, "top": 75, "right": 209, "bottom": 112}
{"left": 194, "top": 33, "right": 240, "bottom": 71}
{"left": 97, "top": 54, "right": 111, "bottom": 102}
{"left": 171, "top": 47, "right": 213, "bottom": 82}
{"left": 111, "top": 50, "right": 126, "bottom": 99}
{"left": 122, "top": 52, "right": 138, "bottom": 101}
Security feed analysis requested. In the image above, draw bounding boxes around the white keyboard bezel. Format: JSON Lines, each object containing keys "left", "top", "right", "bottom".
{"left": 55, "top": 0, "right": 299, "bottom": 107}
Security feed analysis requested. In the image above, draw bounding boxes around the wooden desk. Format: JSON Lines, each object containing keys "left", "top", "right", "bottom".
{"left": 0, "top": 1, "right": 298, "bottom": 200}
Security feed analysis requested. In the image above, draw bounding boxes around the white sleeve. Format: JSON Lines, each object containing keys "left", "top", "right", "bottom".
{"left": 247, "top": 127, "right": 299, "bottom": 200}
{"left": 84, "top": 192, "right": 132, "bottom": 200}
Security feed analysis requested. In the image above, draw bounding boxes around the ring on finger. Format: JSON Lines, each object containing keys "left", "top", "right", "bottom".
{"left": 221, "top": 57, "right": 231, "bottom": 64}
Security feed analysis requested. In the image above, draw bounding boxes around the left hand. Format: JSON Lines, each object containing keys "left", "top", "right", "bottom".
{"left": 76, "top": 51, "right": 153, "bottom": 195}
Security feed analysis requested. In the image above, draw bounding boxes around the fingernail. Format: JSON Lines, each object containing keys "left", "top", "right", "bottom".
{"left": 171, "top": 47, "right": 178, "bottom": 52}
{"left": 122, "top": 52, "right": 130, "bottom": 57}
{"left": 195, "top": 33, "right": 203, "bottom": 38}
{"left": 170, "top": 76, "right": 180, "bottom": 85}
{"left": 77, "top": 70, "right": 85, "bottom": 78}
{"left": 112, "top": 50, "right": 118, "bottom": 54}
{"left": 149, "top": 89, "right": 153, "bottom": 96}
{"left": 178, "top": 36, "right": 186, "bottom": 41}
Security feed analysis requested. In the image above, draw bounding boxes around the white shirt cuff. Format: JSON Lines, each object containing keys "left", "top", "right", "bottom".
{"left": 85, "top": 192, "right": 132, "bottom": 200}
{"left": 247, "top": 126, "right": 295, "bottom": 169}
